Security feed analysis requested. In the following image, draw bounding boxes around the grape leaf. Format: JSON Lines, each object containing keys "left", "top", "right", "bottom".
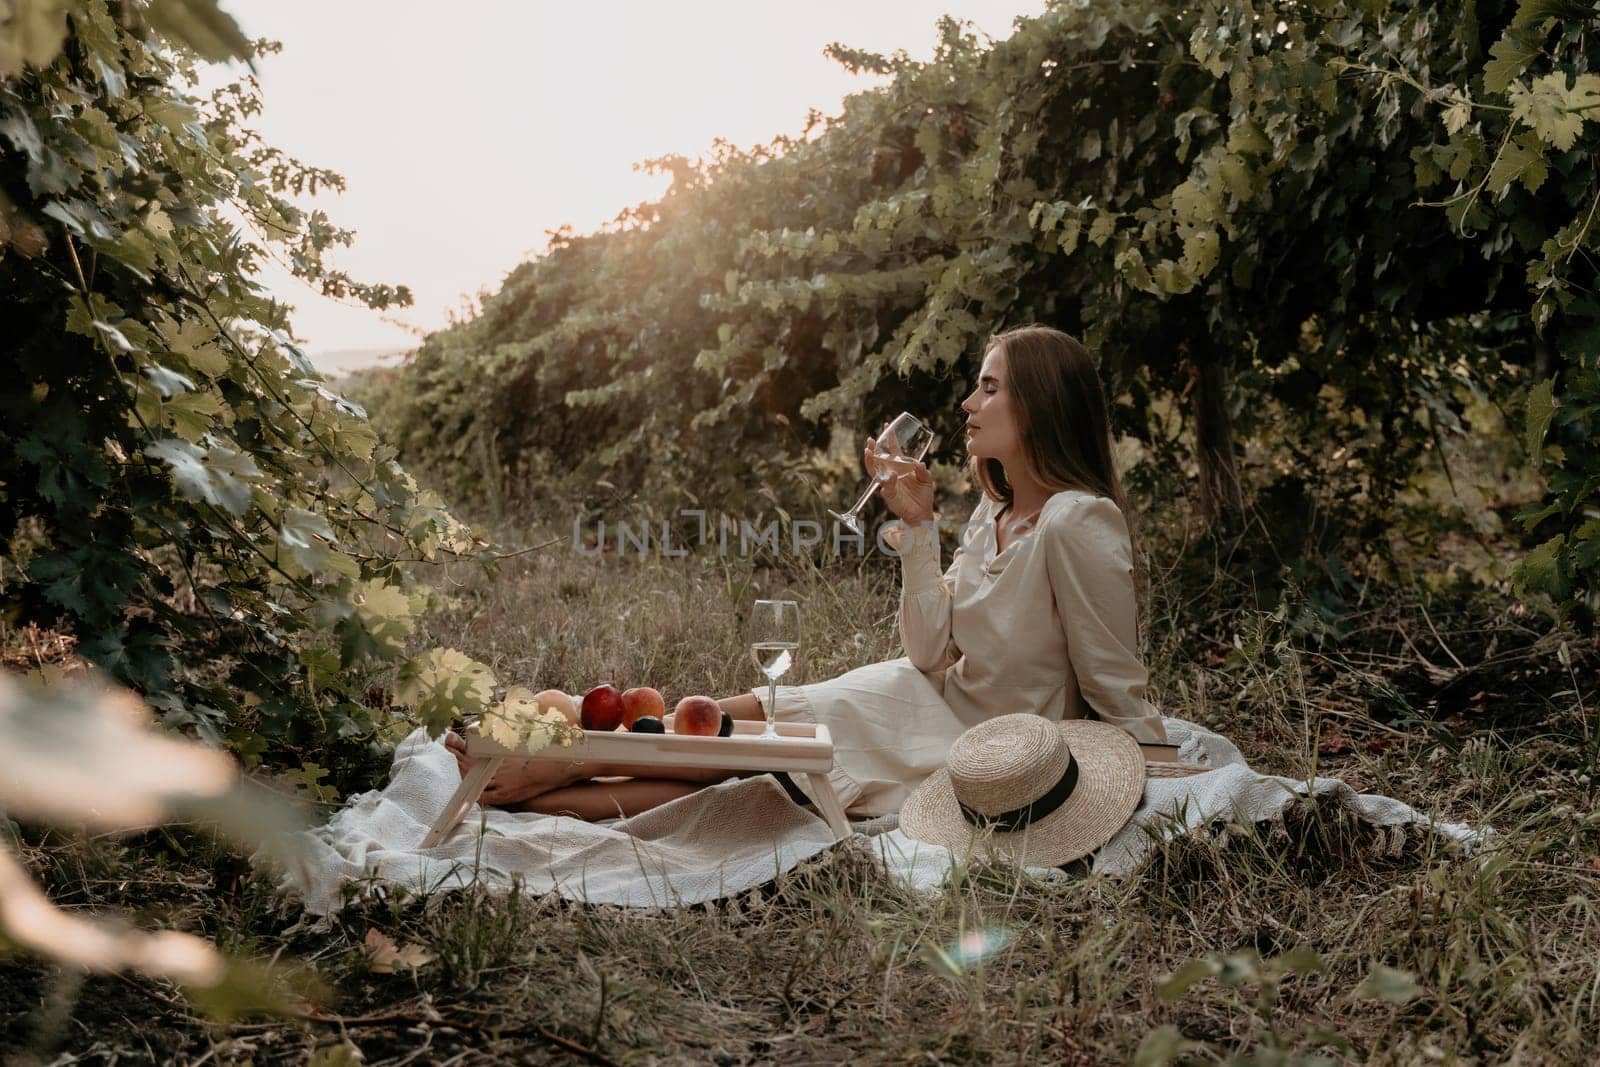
{"left": 1170, "top": 179, "right": 1220, "bottom": 225}
{"left": 278, "top": 508, "right": 339, "bottom": 574}
{"left": 1486, "top": 133, "right": 1547, "bottom": 193}
{"left": 1509, "top": 73, "right": 1596, "bottom": 151}
{"left": 1512, "top": 0, "right": 1597, "bottom": 27}
{"left": 160, "top": 320, "right": 230, "bottom": 378}
{"left": 1524, "top": 377, "right": 1556, "bottom": 456}
{"left": 1180, "top": 227, "right": 1220, "bottom": 277}
{"left": 481, "top": 686, "right": 570, "bottom": 754}
{"left": 1152, "top": 258, "right": 1197, "bottom": 294}
{"left": 145, "top": 438, "right": 254, "bottom": 515}
{"left": 346, "top": 579, "right": 414, "bottom": 663}
{"left": 164, "top": 389, "right": 226, "bottom": 442}
{"left": 395, "top": 648, "right": 495, "bottom": 738}
{"left": 1483, "top": 31, "right": 1541, "bottom": 94}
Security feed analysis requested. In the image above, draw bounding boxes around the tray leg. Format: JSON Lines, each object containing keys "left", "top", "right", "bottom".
{"left": 805, "top": 772, "right": 851, "bottom": 841}
{"left": 420, "top": 756, "right": 504, "bottom": 849}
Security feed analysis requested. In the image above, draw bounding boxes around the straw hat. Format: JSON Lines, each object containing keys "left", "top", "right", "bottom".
{"left": 899, "top": 714, "right": 1145, "bottom": 868}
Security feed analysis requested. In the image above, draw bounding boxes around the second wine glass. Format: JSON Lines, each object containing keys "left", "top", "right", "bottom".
{"left": 748, "top": 598, "right": 801, "bottom": 738}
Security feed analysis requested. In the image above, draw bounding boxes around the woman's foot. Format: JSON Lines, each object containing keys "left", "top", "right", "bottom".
{"left": 443, "top": 729, "right": 580, "bottom": 806}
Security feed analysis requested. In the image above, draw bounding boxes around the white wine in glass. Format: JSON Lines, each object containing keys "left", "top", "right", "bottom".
{"left": 828, "top": 411, "right": 933, "bottom": 537}
{"left": 749, "top": 598, "right": 801, "bottom": 738}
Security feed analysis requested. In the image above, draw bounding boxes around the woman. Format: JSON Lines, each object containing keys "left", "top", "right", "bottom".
{"left": 445, "top": 325, "right": 1168, "bottom": 819}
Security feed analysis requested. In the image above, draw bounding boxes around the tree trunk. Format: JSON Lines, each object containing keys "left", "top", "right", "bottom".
{"left": 1192, "top": 358, "right": 1243, "bottom": 523}
{"left": 480, "top": 429, "right": 503, "bottom": 520}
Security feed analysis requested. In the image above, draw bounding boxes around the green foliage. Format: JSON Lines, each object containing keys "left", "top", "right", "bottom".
{"left": 1349, "top": 0, "right": 1600, "bottom": 623}
{"left": 0, "top": 3, "right": 513, "bottom": 768}
{"left": 373, "top": 0, "right": 1596, "bottom": 622}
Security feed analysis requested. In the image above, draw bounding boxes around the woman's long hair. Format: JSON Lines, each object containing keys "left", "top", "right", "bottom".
{"left": 970, "top": 324, "right": 1127, "bottom": 515}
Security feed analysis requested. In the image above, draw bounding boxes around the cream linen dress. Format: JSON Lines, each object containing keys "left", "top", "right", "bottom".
{"left": 754, "top": 489, "right": 1169, "bottom": 817}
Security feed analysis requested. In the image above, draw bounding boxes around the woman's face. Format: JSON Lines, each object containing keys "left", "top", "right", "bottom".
{"left": 961, "top": 346, "right": 1023, "bottom": 464}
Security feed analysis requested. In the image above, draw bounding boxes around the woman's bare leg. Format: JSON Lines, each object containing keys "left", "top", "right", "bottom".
{"left": 509, "top": 778, "right": 708, "bottom": 820}
{"left": 720, "top": 693, "right": 764, "bottom": 721}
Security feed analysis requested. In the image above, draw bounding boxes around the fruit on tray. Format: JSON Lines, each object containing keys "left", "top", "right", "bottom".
{"left": 673, "top": 695, "right": 722, "bottom": 736}
{"left": 535, "top": 688, "right": 580, "bottom": 725}
{"left": 580, "top": 684, "right": 626, "bottom": 731}
{"left": 621, "top": 686, "right": 666, "bottom": 729}
{"left": 719, "top": 710, "right": 734, "bottom": 737}
{"left": 629, "top": 716, "right": 665, "bottom": 734}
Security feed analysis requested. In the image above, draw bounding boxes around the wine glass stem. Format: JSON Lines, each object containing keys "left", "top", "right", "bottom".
{"left": 844, "top": 478, "right": 880, "bottom": 521}
{"left": 765, "top": 678, "right": 779, "bottom": 735}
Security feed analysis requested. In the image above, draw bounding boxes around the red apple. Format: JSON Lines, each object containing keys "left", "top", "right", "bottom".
{"left": 581, "top": 684, "right": 625, "bottom": 731}
{"left": 621, "top": 686, "right": 666, "bottom": 729}
{"left": 673, "top": 695, "right": 722, "bottom": 736}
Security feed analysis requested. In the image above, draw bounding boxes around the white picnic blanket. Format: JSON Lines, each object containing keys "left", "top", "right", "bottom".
{"left": 272, "top": 717, "right": 1487, "bottom": 914}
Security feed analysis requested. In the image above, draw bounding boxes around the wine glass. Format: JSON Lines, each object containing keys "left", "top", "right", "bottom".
{"left": 749, "top": 598, "right": 801, "bottom": 738}
{"left": 827, "top": 411, "right": 934, "bottom": 537}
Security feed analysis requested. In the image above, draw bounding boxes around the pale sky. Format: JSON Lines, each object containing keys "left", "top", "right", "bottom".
{"left": 212, "top": 1, "right": 1044, "bottom": 370}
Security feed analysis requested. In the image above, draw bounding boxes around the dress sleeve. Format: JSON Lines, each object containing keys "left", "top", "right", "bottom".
{"left": 1041, "top": 496, "right": 1169, "bottom": 744}
{"left": 896, "top": 513, "right": 968, "bottom": 674}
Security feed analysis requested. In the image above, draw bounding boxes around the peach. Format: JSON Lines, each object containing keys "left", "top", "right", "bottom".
{"left": 621, "top": 686, "right": 666, "bottom": 729}
{"left": 534, "top": 688, "right": 580, "bottom": 726}
{"left": 581, "top": 684, "right": 625, "bottom": 731}
{"left": 673, "top": 695, "right": 723, "bottom": 736}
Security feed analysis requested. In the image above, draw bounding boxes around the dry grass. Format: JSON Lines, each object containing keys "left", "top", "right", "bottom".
{"left": 4, "top": 497, "right": 1599, "bottom": 1065}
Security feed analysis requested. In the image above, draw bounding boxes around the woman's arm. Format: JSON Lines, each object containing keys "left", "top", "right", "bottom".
{"left": 868, "top": 438, "right": 965, "bottom": 674}
{"left": 1042, "top": 496, "right": 1169, "bottom": 744}
{"left": 897, "top": 520, "right": 964, "bottom": 673}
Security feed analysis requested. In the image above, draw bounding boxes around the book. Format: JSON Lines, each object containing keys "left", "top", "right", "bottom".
{"left": 1139, "top": 742, "right": 1183, "bottom": 763}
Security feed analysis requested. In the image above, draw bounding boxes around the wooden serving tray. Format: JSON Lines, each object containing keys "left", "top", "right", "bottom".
{"left": 473, "top": 716, "right": 836, "bottom": 774}
{"left": 422, "top": 718, "right": 849, "bottom": 848}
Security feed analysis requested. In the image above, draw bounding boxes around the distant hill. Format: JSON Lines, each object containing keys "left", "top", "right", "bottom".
{"left": 310, "top": 347, "right": 410, "bottom": 377}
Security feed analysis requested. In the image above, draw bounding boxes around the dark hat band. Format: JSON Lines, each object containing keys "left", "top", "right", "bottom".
{"left": 958, "top": 753, "right": 1079, "bottom": 833}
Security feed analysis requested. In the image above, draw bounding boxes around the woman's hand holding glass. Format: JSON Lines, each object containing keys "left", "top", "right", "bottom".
{"left": 828, "top": 412, "right": 932, "bottom": 536}
{"left": 864, "top": 428, "right": 935, "bottom": 526}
